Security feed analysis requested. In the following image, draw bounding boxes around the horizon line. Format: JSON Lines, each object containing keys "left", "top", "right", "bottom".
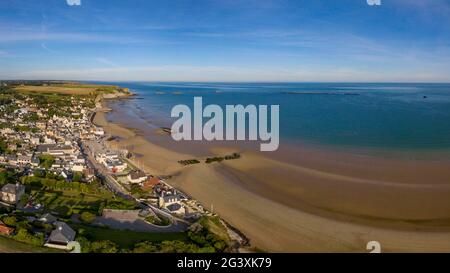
{"left": 2, "top": 79, "right": 450, "bottom": 85}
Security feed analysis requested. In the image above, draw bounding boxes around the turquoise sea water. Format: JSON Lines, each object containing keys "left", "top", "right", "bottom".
{"left": 98, "top": 82, "right": 450, "bottom": 152}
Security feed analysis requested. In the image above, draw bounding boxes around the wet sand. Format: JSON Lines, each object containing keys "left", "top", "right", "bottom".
{"left": 93, "top": 102, "right": 450, "bottom": 252}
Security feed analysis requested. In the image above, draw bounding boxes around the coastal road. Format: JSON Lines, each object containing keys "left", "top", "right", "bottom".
{"left": 82, "top": 140, "right": 189, "bottom": 225}
{"left": 80, "top": 139, "right": 130, "bottom": 198}
{"left": 80, "top": 125, "right": 191, "bottom": 226}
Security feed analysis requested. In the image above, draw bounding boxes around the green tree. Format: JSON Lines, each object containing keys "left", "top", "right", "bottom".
{"left": 19, "top": 193, "right": 29, "bottom": 207}
{"left": 76, "top": 236, "right": 92, "bottom": 253}
{"left": 55, "top": 206, "right": 72, "bottom": 217}
{"left": 2, "top": 216, "right": 17, "bottom": 227}
{"left": 16, "top": 221, "right": 33, "bottom": 231}
{"left": 33, "top": 169, "right": 45, "bottom": 178}
{"left": 0, "top": 169, "right": 16, "bottom": 186}
{"left": 213, "top": 241, "right": 227, "bottom": 251}
{"left": 14, "top": 228, "right": 44, "bottom": 246}
{"left": 90, "top": 240, "right": 118, "bottom": 253}
{"left": 159, "top": 240, "right": 199, "bottom": 253}
{"left": 80, "top": 211, "right": 96, "bottom": 223}
{"left": 38, "top": 155, "right": 55, "bottom": 170}
{"left": 132, "top": 241, "right": 158, "bottom": 253}
{"left": 0, "top": 138, "right": 7, "bottom": 153}
{"left": 73, "top": 172, "right": 82, "bottom": 182}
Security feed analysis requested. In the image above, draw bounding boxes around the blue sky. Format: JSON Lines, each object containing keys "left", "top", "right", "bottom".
{"left": 1, "top": 0, "right": 450, "bottom": 82}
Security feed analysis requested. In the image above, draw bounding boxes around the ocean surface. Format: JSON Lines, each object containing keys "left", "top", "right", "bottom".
{"left": 94, "top": 82, "right": 450, "bottom": 155}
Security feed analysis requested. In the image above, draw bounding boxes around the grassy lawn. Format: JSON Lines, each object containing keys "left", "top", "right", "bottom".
{"left": 31, "top": 188, "right": 115, "bottom": 215}
{"left": 200, "top": 216, "right": 231, "bottom": 244}
{"left": 0, "top": 235, "right": 62, "bottom": 253}
{"left": 75, "top": 225, "right": 188, "bottom": 249}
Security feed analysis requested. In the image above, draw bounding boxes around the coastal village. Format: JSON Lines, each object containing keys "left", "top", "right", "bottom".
{"left": 0, "top": 81, "right": 246, "bottom": 253}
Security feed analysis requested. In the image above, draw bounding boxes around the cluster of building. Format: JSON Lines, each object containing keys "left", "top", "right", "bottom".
{"left": 92, "top": 144, "right": 189, "bottom": 217}
{"left": 95, "top": 151, "right": 128, "bottom": 173}
{"left": 0, "top": 96, "right": 101, "bottom": 182}
{"left": 119, "top": 168, "right": 188, "bottom": 215}
{"left": 35, "top": 143, "right": 93, "bottom": 181}
{"left": 104, "top": 163, "right": 188, "bottom": 216}
{"left": 0, "top": 86, "right": 215, "bottom": 252}
{"left": 0, "top": 94, "right": 93, "bottom": 250}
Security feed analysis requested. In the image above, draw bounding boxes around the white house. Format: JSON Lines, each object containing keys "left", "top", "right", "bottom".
{"left": 127, "top": 170, "right": 147, "bottom": 184}
{"left": 17, "top": 155, "right": 32, "bottom": 165}
{"left": 45, "top": 222, "right": 76, "bottom": 249}
{"left": 30, "top": 137, "right": 40, "bottom": 145}
{"left": 94, "top": 128, "right": 105, "bottom": 136}
{"left": 0, "top": 183, "right": 26, "bottom": 204}
{"left": 71, "top": 164, "right": 85, "bottom": 172}
{"left": 159, "top": 193, "right": 186, "bottom": 215}
{"left": 104, "top": 159, "right": 127, "bottom": 173}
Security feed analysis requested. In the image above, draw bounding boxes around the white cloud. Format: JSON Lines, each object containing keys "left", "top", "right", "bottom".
{"left": 40, "top": 43, "right": 58, "bottom": 54}
{"left": 66, "top": 0, "right": 81, "bottom": 6}
{"left": 0, "top": 30, "right": 147, "bottom": 44}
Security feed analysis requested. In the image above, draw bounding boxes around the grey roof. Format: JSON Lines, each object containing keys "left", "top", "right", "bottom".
{"left": 163, "top": 194, "right": 180, "bottom": 203}
{"left": 39, "top": 213, "right": 57, "bottom": 224}
{"left": 5, "top": 154, "right": 17, "bottom": 161}
{"left": 36, "top": 144, "right": 57, "bottom": 153}
{"left": 129, "top": 170, "right": 146, "bottom": 180}
{"left": 17, "top": 155, "right": 32, "bottom": 161}
{"left": 36, "top": 144, "right": 73, "bottom": 153}
{"left": 48, "top": 222, "right": 76, "bottom": 245}
{"left": 167, "top": 203, "right": 182, "bottom": 212}
{"left": 1, "top": 183, "right": 25, "bottom": 195}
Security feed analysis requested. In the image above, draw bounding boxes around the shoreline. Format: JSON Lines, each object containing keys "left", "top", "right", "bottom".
{"left": 93, "top": 92, "right": 450, "bottom": 252}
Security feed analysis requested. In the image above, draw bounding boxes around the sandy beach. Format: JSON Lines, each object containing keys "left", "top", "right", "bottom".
{"left": 93, "top": 100, "right": 450, "bottom": 252}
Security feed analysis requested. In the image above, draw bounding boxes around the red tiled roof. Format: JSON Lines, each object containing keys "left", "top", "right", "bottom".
{"left": 141, "top": 177, "right": 160, "bottom": 191}
{"left": 0, "top": 224, "right": 15, "bottom": 235}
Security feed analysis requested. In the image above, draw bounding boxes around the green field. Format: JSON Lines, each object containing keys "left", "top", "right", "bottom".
{"left": 30, "top": 187, "right": 135, "bottom": 217}
{"left": 14, "top": 83, "right": 119, "bottom": 96}
{"left": 75, "top": 225, "right": 188, "bottom": 248}
{"left": 0, "top": 235, "right": 62, "bottom": 253}
{"left": 32, "top": 190, "right": 108, "bottom": 215}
